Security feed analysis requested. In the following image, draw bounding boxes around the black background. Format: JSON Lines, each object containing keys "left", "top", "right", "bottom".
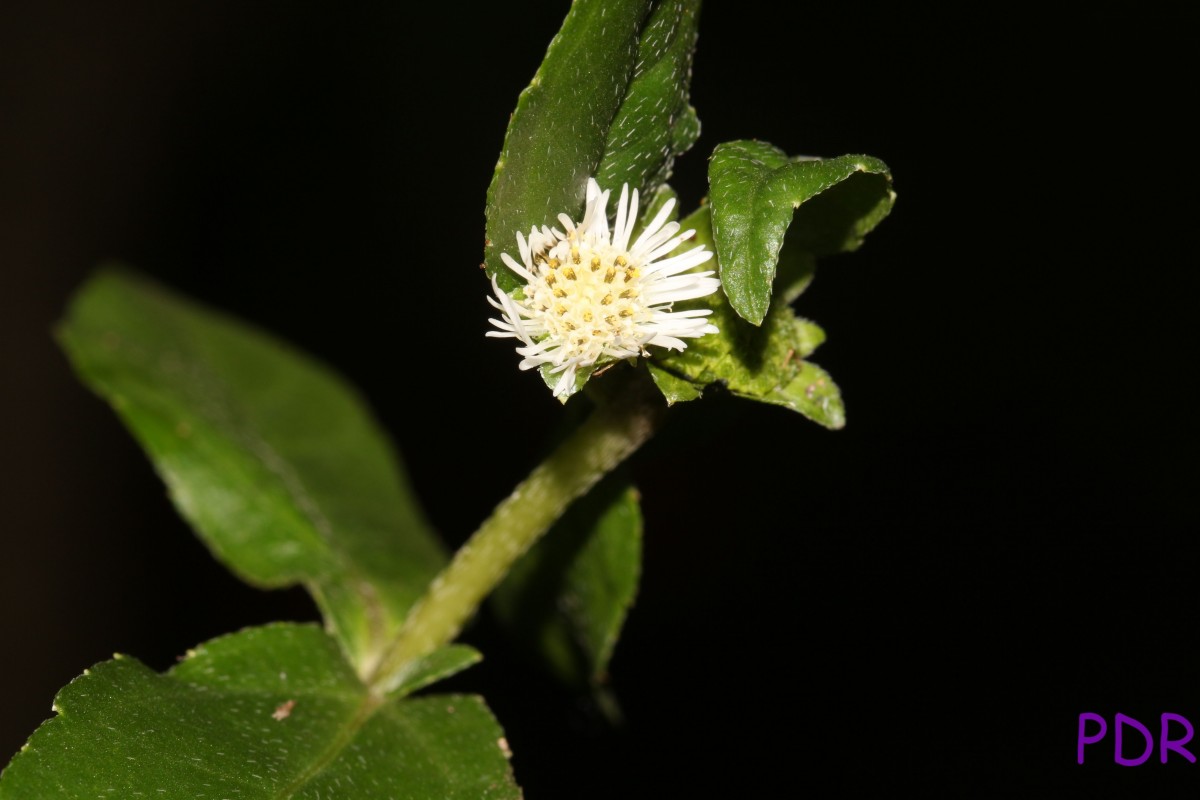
{"left": 1, "top": 1, "right": 1196, "bottom": 796}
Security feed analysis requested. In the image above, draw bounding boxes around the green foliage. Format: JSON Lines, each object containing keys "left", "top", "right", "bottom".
{"left": 485, "top": 0, "right": 701, "bottom": 293}
{"left": 57, "top": 270, "right": 447, "bottom": 674}
{"left": 645, "top": 141, "right": 893, "bottom": 424}
{"left": 388, "top": 645, "right": 483, "bottom": 700}
{"left": 594, "top": 0, "right": 702, "bottom": 196}
{"left": 646, "top": 363, "right": 703, "bottom": 404}
{"left": 650, "top": 208, "right": 847, "bottom": 428}
{"left": 709, "top": 140, "right": 894, "bottom": 324}
{"left": 493, "top": 478, "right": 642, "bottom": 687}
{"left": 0, "top": 625, "right": 517, "bottom": 799}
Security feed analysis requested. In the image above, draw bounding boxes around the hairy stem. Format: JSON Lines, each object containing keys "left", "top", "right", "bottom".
{"left": 367, "top": 371, "right": 665, "bottom": 694}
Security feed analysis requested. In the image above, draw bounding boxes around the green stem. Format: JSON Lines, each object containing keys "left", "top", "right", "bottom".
{"left": 367, "top": 372, "right": 665, "bottom": 694}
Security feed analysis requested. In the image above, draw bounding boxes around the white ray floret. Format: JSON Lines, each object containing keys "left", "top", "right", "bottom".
{"left": 487, "top": 178, "right": 720, "bottom": 398}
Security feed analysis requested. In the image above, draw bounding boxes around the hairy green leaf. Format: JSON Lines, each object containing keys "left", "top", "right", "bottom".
{"left": 493, "top": 479, "right": 642, "bottom": 687}
{"left": 388, "top": 645, "right": 483, "bottom": 700}
{"left": 646, "top": 363, "right": 703, "bottom": 404}
{"left": 57, "top": 270, "right": 447, "bottom": 674}
{"left": 650, "top": 209, "right": 846, "bottom": 428}
{"left": 709, "top": 140, "right": 894, "bottom": 324}
{"left": 485, "top": 0, "right": 701, "bottom": 293}
{"left": 594, "top": 0, "right": 701, "bottom": 198}
{"left": 0, "top": 625, "right": 517, "bottom": 799}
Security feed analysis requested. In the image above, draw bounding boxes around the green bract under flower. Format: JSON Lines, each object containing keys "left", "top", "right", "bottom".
{"left": 488, "top": 179, "right": 720, "bottom": 398}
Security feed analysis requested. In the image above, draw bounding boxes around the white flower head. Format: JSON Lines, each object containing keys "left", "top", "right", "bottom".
{"left": 487, "top": 178, "right": 720, "bottom": 398}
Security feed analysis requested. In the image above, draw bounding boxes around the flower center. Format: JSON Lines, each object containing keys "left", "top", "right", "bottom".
{"left": 522, "top": 235, "right": 647, "bottom": 363}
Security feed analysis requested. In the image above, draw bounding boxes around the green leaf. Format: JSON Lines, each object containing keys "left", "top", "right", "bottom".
{"left": 650, "top": 208, "right": 846, "bottom": 428}
{"left": 709, "top": 140, "right": 894, "bottom": 324}
{"left": 57, "top": 270, "right": 447, "bottom": 675}
{"left": 493, "top": 479, "right": 642, "bottom": 687}
{"left": 594, "top": 0, "right": 702, "bottom": 198}
{"left": 0, "top": 624, "right": 519, "bottom": 799}
{"left": 646, "top": 362, "right": 703, "bottom": 404}
{"left": 485, "top": 0, "right": 702, "bottom": 293}
{"left": 388, "top": 645, "right": 483, "bottom": 700}
{"left": 763, "top": 359, "right": 844, "bottom": 429}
